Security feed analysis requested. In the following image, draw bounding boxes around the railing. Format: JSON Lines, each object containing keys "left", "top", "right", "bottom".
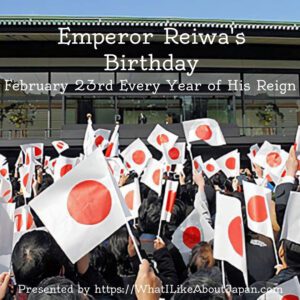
{"left": 0, "top": 128, "right": 62, "bottom": 140}
{"left": 0, "top": 126, "right": 297, "bottom": 140}
{"left": 240, "top": 126, "right": 297, "bottom": 137}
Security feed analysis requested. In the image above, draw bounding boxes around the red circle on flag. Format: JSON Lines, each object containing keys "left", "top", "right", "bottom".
{"left": 266, "top": 152, "right": 282, "bottom": 167}
{"left": 125, "top": 190, "right": 134, "bottom": 210}
{"left": 281, "top": 170, "right": 287, "bottom": 178}
{"left": 166, "top": 190, "right": 177, "bottom": 213}
{"left": 15, "top": 214, "right": 22, "bottom": 232}
{"left": 95, "top": 135, "right": 104, "bottom": 147}
{"left": 183, "top": 226, "right": 201, "bottom": 249}
{"left": 228, "top": 216, "right": 243, "bottom": 256}
{"left": 52, "top": 160, "right": 57, "bottom": 168}
{"left": 34, "top": 147, "right": 42, "bottom": 157}
{"left": 152, "top": 169, "right": 161, "bottom": 186}
{"left": 195, "top": 125, "right": 212, "bottom": 141}
{"left": 23, "top": 173, "right": 29, "bottom": 187}
{"left": 27, "top": 213, "right": 34, "bottom": 229}
{"left": 266, "top": 174, "right": 273, "bottom": 182}
{"left": 252, "top": 149, "right": 257, "bottom": 157}
{"left": 67, "top": 180, "right": 112, "bottom": 225}
{"left": 168, "top": 147, "right": 180, "bottom": 160}
{"left": 225, "top": 157, "right": 236, "bottom": 170}
{"left": 247, "top": 195, "right": 268, "bottom": 222}
{"left": 60, "top": 164, "right": 73, "bottom": 177}
{"left": 156, "top": 134, "right": 169, "bottom": 145}
{"left": 0, "top": 168, "right": 7, "bottom": 177}
{"left": 166, "top": 165, "right": 171, "bottom": 172}
{"left": 206, "top": 163, "right": 215, "bottom": 172}
{"left": 194, "top": 161, "right": 199, "bottom": 170}
{"left": 125, "top": 161, "right": 131, "bottom": 169}
{"left": 25, "top": 154, "right": 30, "bottom": 165}
{"left": 57, "top": 142, "right": 65, "bottom": 149}
{"left": 282, "top": 295, "right": 299, "bottom": 300}
{"left": 132, "top": 150, "right": 146, "bottom": 165}
{"left": 2, "top": 189, "right": 10, "bottom": 198}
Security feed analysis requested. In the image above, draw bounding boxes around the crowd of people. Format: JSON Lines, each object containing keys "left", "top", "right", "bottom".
{"left": 0, "top": 121, "right": 300, "bottom": 300}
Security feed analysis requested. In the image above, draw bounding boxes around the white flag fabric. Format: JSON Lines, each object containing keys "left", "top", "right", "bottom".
{"left": 15, "top": 151, "right": 23, "bottom": 169}
{"left": 281, "top": 191, "right": 300, "bottom": 244}
{"left": 107, "top": 157, "right": 127, "bottom": 183}
{"left": 121, "top": 138, "right": 152, "bottom": 176}
{"left": 14, "top": 205, "right": 35, "bottom": 233}
{"left": 172, "top": 209, "right": 214, "bottom": 264}
{"left": 52, "top": 140, "right": 69, "bottom": 154}
{"left": 120, "top": 178, "right": 141, "bottom": 219}
{"left": 253, "top": 141, "right": 281, "bottom": 169}
{"left": 0, "top": 154, "right": 6, "bottom": 166}
{"left": 258, "top": 276, "right": 300, "bottom": 300}
{"left": 0, "top": 175, "right": 13, "bottom": 203}
{"left": 193, "top": 155, "right": 204, "bottom": 173}
{"left": 247, "top": 144, "right": 260, "bottom": 163}
{"left": 203, "top": 158, "right": 220, "bottom": 178}
{"left": 20, "top": 147, "right": 35, "bottom": 199}
{"left": 182, "top": 118, "right": 226, "bottom": 146}
{"left": 105, "top": 125, "right": 119, "bottom": 158}
{"left": 147, "top": 124, "right": 178, "bottom": 152}
{"left": 216, "top": 150, "right": 240, "bottom": 178}
{"left": 243, "top": 181, "right": 274, "bottom": 239}
{"left": 94, "top": 128, "right": 111, "bottom": 150}
{"left": 29, "top": 148, "right": 128, "bottom": 263}
{"left": 0, "top": 203, "right": 15, "bottom": 273}
{"left": 214, "top": 193, "right": 248, "bottom": 287}
{"left": 160, "top": 180, "right": 179, "bottom": 222}
{"left": 0, "top": 163, "right": 9, "bottom": 179}
{"left": 162, "top": 142, "right": 186, "bottom": 165}
{"left": 83, "top": 118, "right": 95, "bottom": 157}
{"left": 53, "top": 156, "right": 79, "bottom": 182}
{"left": 140, "top": 158, "right": 163, "bottom": 195}
{"left": 21, "top": 143, "right": 44, "bottom": 161}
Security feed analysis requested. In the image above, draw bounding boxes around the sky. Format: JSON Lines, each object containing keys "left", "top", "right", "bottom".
{"left": 1, "top": 0, "right": 300, "bottom": 22}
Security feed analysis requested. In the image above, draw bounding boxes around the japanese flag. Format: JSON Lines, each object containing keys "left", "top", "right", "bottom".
{"left": 258, "top": 276, "right": 300, "bottom": 300}
{"left": 44, "top": 156, "right": 51, "bottom": 169}
{"left": 0, "top": 203, "right": 15, "bottom": 273}
{"left": 147, "top": 124, "right": 178, "bottom": 152}
{"left": 94, "top": 128, "right": 111, "bottom": 150}
{"left": 160, "top": 180, "right": 179, "bottom": 222}
{"left": 83, "top": 118, "right": 95, "bottom": 157}
{"left": 247, "top": 144, "right": 260, "bottom": 163}
{"left": 120, "top": 178, "right": 141, "bottom": 220}
{"left": 252, "top": 141, "right": 281, "bottom": 169}
{"left": 0, "top": 154, "right": 6, "bottom": 166}
{"left": 105, "top": 125, "right": 119, "bottom": 158}
{"left": 53, "top": 156, "right": 79, "bottom": 182}
{"left": 193, "top": 155, "right": 204, "bottom": 173}
{"left": 30, "top": 148, "right": 129, "bottom": 263}
{"left": 162, "top": 142, "right": 186, "bottom": 165}
{"left": 216, "top": 150, "right": 240, "bottom": 178}
{"left": 0, "top": 176, "right": 13, "bottom": 203}
{"left": 20, "top": 148, "right": 35, "bottom": 199}
{"left": 141, "top": 158, "right": 163, "bottom": 195}
{"left": 0, "top": 163, "right": 9, "bottom": 179}
{"left": 52, "top": 140, "right": 69, "bottom": 154}
{"left": 281, "top": 191, "right": 300, "bottom": 244}
{"left": 243, "top": 181, "right": 274, "bottom": 239}
{"left": 21, "top": 143, "right": 44, "bottom": 161}
{"left": 203, "top": 158, "right": 220, "bottom": 178}
{"left": 182, "top": 118, "right": 226, "bottom": 146}
{"left": 213, "top": 193, "right": 248, "bottom": 287}
{"left": 121, "top": 138, "right": 152, "bottom": 176}
{"left": 107, "top": 157, "right": 126, "bottom": 183}
{"left": 14, "top": 205, "right": 35, "bottom": 233}
{"left": 172, "top": 209, "right": 214, "bottom": 264}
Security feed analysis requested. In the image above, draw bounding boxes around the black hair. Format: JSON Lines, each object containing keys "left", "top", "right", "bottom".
{"left": 109, "top": 226, "right": 136, "bottom": 276}
{"left": 12, "top": 231, "right": 67, "bottom": 288}
{"left": 138, "top": 195, "right": 162, "bottom": 235}
{"left": 27, "top": 276, "right": 82, "bottom": 300}
{"left": 282, "top": 239, "right": 300, "bottom": 266}
{"left": 171, "top": 268, "right": 227, "bottom": 300}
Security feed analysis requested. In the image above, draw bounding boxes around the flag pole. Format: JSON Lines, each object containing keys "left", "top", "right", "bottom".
{"left": 272, "top": 237, "right": 280, "bottom": 266}
{"left": 221, "top": 260, "right": 226, "bottom": 288}
{"left": 157, "top": 218, "right": 163, "bottom": 239}
{"left": 125, "top": 221, "right": 143, "bottom": 263}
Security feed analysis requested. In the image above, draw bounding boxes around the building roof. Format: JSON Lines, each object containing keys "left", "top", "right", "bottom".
{"left": 0, "top": 15, "right": 299, "bottom": 31}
